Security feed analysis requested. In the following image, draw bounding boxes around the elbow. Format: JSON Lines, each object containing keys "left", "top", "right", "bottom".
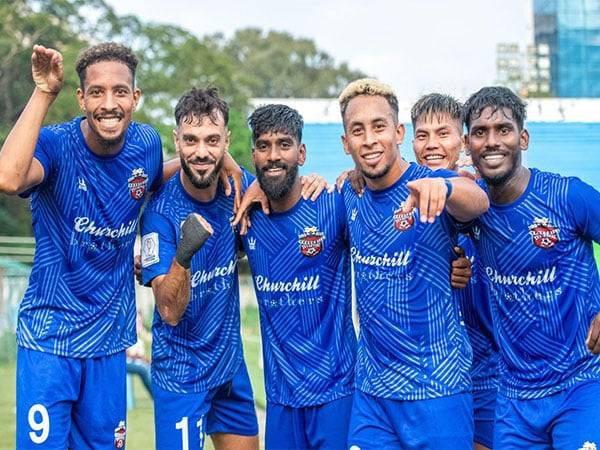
{"left": 0, "top": 173, "right": 21, "bottom": 195}
{"left": 157, "top": 304, "right": 181, "bottom": 327}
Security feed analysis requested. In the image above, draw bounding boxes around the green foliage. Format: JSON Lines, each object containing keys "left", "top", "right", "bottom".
{"left": 0, "top": 0, "right": 365, "bottom": 235}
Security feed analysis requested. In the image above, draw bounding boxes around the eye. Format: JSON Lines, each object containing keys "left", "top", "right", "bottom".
{"left": 351, "top": 127, "right": 363, "bottom": 136}
{"left": 473, "top": 129, "right": 485, "bottom": 137}
{"left": 280, "top": 141, "right": 291, "bottom": 149}
{"left": 89, "top": 88, "right": 102, "bottom": 96}
{"left": 208, "top": 137, "right": 220, "bottom": 145}
{"left": 500, "top": 126, "right": 510, "bottom": 135}
{"left": 115, "top": 87, "right": 129, "bottom": 96}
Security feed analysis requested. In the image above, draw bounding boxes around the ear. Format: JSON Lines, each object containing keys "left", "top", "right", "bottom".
{"left": 395, "top": 123, "right": 405, "bottom": 145}
{"left": 172, "top": 129, "right": 179, "bottom": 155}
{"left": 463, "top": 134, "right": 471, "bottom": 156}
{"left": 76, "top": 87, "right": 85, "bottom": 110}
{"left": 341, "top": 134, "right": 350, "bottom": 155}
{"left": 132, "top": 88, "right": 141, "bottom": 111}
{"left": 520, "top": 128, "right": 529, "bottom": 151}
{"left": 298, "top": 143, "right": 307, "bottom": 167}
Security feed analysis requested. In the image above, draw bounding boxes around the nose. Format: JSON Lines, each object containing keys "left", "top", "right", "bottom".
{"left": 102, "top": 92, "right": 117, "bottom": 111}
{"left": 485, "top": 129, "right": 500, "bottom": 148}
{"left": 425, "top": 134, "right": 439, "bottom": 150}
{"left": 267, "top": 146, "right": 282, "bottom": 162}
{"left": 193, "top": 141, "right": 210, "bottom": 159}
{"left": 363, "top": 127, "right": 377, "bottom": 147}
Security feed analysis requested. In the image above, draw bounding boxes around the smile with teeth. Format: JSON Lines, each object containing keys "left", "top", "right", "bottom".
{"left": 362, "top": 152, "right": 383, "bottom": 163}
{"left": 482, "top": 154, "right": 505, "bottom": 161}
{"left": 424, "top": 154, "right": 445, "bottom": 161}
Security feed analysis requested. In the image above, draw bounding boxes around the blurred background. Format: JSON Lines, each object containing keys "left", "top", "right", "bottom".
{"left": 1, "top": 0, "right": 599, "bottom": 448}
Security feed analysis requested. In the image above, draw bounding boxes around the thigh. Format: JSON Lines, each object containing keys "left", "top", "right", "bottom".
{"left": 153, "top": 381, "right": 211, "bottom": 450}
{"left": 392, "top": 393, "right": 474, "bottom": 450}
{"left": 347, "top": 391, "right": 400, "bottom": 450}
{"left": 16, "top": 347, "right": 79, "bottom": 450}
{"left": 473, "top": 388, "right": 497, "bottom": 449}
{"left": 552, "top": 380, "right": 600, "bottom": 448}
{"left": 206, "top": 362, "right": 258, "bottom": 437}
{"left": 265, "top": 402, "right": 307, "bottom": 450}
{"left": 306, "top": 394, "right": 353, "bottom": 450}
{"left": 70, "top": 351, "right": 127, "bottom": 449}
{"left": 493, "top": 394, "right": 551, "bottom": 450}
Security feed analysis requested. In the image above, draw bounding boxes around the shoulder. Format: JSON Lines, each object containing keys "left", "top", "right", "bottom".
{"left": 127, "top": 122, "right": 162, "bottom": 148}
{"left": 145, "top": 174, "right": 180, "bottom": 213}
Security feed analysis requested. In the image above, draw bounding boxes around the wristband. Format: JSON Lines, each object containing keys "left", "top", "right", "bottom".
{"left": 444, "top": 179, "right": 453, "bottom": 199}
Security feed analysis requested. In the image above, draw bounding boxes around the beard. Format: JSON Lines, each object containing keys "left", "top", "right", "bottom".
{"left": 479, "top": 150, "right": 521, "bottom": 187}
{"left": 181, "top": 154, "right": 223, "bottom": 190}
{"left": 361, "top": 160, "right": 393, "bottom": 180}
{"left": 256, "top": 162, "right": 298, "bottom": 201}
{"left": 87, "top": 115, "right": 127, "bottom": 150}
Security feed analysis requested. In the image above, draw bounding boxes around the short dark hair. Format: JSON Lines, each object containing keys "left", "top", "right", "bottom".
{"left": 174, "top": 87, "right": 229, "bottom": 127}
{"left": 463, "top": 86, "right": 527, "bottom": 131}
{"left": 248, "top": 104, "right": 303, "bottom": 145}
{"left": 75, "top": 42, "right": 138, "bottom": 89}
{"left": 410, "top": 93, "right": 463, "bottom": 129}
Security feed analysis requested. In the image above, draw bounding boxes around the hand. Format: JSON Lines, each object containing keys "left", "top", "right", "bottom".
{"left": 31, "top": 45, "right": 64, "bottom": 95}
{"left": 457, "top": 156, "right": 480, "bottom": 181}
{"left": 219, "top": 152, "right": 242, "bottom": 211}
{"left": 231, "top": 180, "right": 270, "bottom": 235}
{"left": 134, "top": 254, "right": 143, "bottom": 285}
{"left": 403, "top": 177, "right": 449, "bottom": 223}
{"left": 450, "top": 246, "right": 472, "bottom": 289}
{"left": 175, "top": 213, "right": 214, "bottom": 269}
{"left": 336, "top": 169, "right": 365, "bottom": 196}
{"left": 301, "top": 173, "right": 333, "bottom": 201}
{"left": 586, "top": 312, "right": 600, "bottom": 354}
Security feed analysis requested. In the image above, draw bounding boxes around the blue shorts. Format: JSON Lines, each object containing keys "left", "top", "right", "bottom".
{"left": 153, "top": 361, "right": 258, "bottom": 450}
{"left": 494, "top": 379, "right": 600, "bottom": 449}
{"left": 348, "top": 390, "right": 473, "bottom": 450}
{"left": 473, "top": 387, "right": 496, "bottom": 448}
{"left": 16, "top": 347, "right": 127, "bottom": 450}
{"left": 266, "top": 394, "right": 353, "bottom": 450}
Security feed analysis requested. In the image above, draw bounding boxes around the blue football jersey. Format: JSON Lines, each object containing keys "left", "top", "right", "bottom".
{"left": 17, "top": 117, "right": 163, "bottom": 358}
{"left": 343, "top": 162, "right": 472, "bottom": 400}
{"left": 469, "top": 169, "right": 600, "bottom": 399}
{"left": 456, "top": 235, "right": 499, "bottom": 391}
{"left": 140, "top": 170, "right": 253, "bottom": 394}
{"left": 242, "top": 191, "right": 356, "bottom": 407}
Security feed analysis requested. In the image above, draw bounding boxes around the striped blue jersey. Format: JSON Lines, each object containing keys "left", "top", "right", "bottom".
{"left": 18, "top": 117, "right": 162, "bottom": 358}
{"left": 343, "top": 162, "right": 472, "bottom": 400}
{"left": 469, "top": 169, "right": 600, "bottom": 399}
{"left": 140, "top": 170, "right": 253, "bottom": 394}
{"left": 456, "top": 235, "right": 499, "bottom": 391}
{"left": 242, "top": 191, "right": 356, "bottom": 407}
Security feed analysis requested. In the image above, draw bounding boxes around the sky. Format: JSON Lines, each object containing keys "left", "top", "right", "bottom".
{"left": 106, "top": 0, "right": 532, "bottom": 100}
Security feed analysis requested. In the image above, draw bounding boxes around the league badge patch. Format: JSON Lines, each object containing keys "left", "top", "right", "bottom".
{"left": 128, "top": 168, "right": 148, "bottom": 201}
{"left": 114, "top": 420, "right": 126, "bottom": 448}
{"left": 298, "top": 226, "right": 325, "bottom": 257}
{"left": 528, "top": 217, "right": 560, "bottom": 249}
{"left": 393, "top": 203, "right": 415, "bottom": 232}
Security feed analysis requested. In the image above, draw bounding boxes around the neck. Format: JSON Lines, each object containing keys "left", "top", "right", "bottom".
{"left": 80, "top": 119, "right": 124, "bottom": 156}
{"left": 365, "top": 158, "right": 409, "bottom": 191}
{"left": 180, "top": 170, "right": 218, "bottom": 203}
{"left": 269, "top": 177, "right": 303, "bottom": 213}
{"left": 488, "top": 166, "right": 531, "bottom": 204}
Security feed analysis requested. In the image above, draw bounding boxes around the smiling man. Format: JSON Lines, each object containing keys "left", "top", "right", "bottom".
{"left": 463, "top": 86, "right": 600, "bottom": 449}
{"left": 411, "top": 93, "right": 499, "bottom": 450}
{"left": 338, "top": 79, "right": 489, "bottom": 449}
{"left": 140, "top": 88, "right": 258, "bottom": 450}
{"left": 0, "top": 43, "right": 163, "bottom": 449}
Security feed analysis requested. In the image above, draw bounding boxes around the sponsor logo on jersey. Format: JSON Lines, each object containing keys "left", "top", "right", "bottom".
{"left": 579, "top": 442, "right": 597, "bottom": 450}
{"left": 528, "top": 217, "right": 559, "bottom": 249}
{"left": 73, "top": 217, "right": 137, "bottom": 239}
{"left": 298, "top": 226, "right": 325, "bottom": 257}
{"left": 393, "top": 203, "right": 415, "bottom": 231}
{"left": 128, "top": 167, "right": 148, "bottom": 201}
{"left": 114, "top": 420, "right": 126, "bottom": 448}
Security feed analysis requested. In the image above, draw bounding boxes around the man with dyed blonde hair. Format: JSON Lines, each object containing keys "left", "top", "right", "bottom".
{"left": 338, "top": 78, "right": 489, "bottom": 448}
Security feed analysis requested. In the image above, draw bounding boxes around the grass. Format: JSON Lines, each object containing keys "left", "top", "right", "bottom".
{"left": 0, "top": 306, "right": 265, "bottom": 450}
{"left": 595, "top": 242, "right": 600, "bottom": 269}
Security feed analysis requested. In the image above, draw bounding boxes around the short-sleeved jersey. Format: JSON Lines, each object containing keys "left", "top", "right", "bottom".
{"left": 467, "top": 169, "right": 600, "bottom": 399}
{"left": 140, "top": 170, "right": 253, "bottom": 394}
{"left": 17, "top": 117, "right": 163, "bottom": 358}
{"left": 343, "top": 162, "right": 472, "bottom": 400}
{"left": 242, "top": 191, "right": 356, "bottom": 407}
{"left": 456, "top": 235, "right": 499, "bottom": 391}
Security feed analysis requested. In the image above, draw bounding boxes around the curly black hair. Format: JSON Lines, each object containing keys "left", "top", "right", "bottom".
{"left": 75, "top": 42, "right": 138, "bottom": 89}
{"left": 174, "top": 87, "right": 229, "bottom": 127}
{"left": 463, "top": 86, "right": 527, "bottom": 131}
{"left": 248, "top": 104, "right": 304, "bottom": 145}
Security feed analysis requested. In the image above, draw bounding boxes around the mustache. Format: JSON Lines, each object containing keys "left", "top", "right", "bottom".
{"left": 260, "top": 162, "right": 288, "bottom": 172}
{"left": 188, "top": 156, "right": 216, "bottom": 165}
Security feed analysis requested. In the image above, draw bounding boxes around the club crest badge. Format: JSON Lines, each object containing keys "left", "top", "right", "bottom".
{"left": 114, "top": 421, "right": 126, "bottom": 448}
{"left": 393, "top": 203, "right": 415, "bottom": 232}
{"left": 529, "top": 217, "right": 560, "bottom": 249}
{"left": 298, "top": 226, "right": 325, "bottom": 257}
{"left": 128, "top": 168, "right": 148, "bottom": 201}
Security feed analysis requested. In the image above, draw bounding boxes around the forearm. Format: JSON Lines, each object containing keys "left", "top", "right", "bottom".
{"left": 162, "top": 158, "right": 181, "bottom": 184}
{"left": 446, "top": 177, "right": 490, "bottom": 222}
{"left": 152, "top": 259, "right": 191, "bottom": 326}
{"left": 0, "top": 88, "right": 54, "bottom": 194}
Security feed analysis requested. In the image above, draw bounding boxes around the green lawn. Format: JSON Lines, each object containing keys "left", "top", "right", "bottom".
{"left": 0, "top": 306, "right": 265, "bottom": 450}
{"left": 595, "top": 242, "right": 600, "bottom": 268}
